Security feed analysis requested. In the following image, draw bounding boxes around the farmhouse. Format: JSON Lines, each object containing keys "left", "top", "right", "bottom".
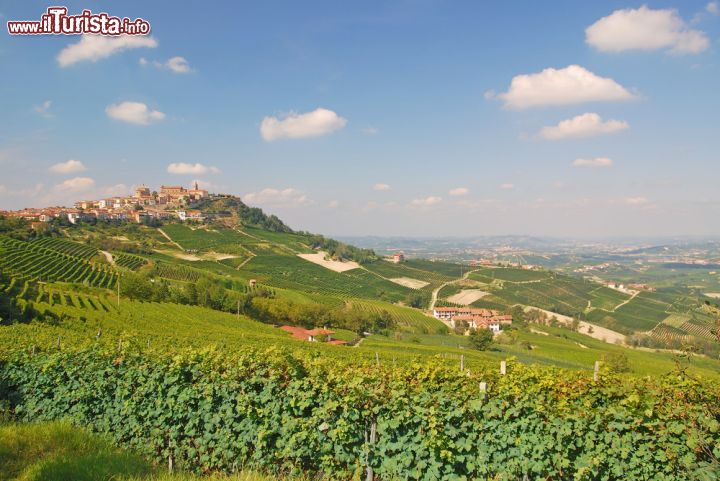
{"left": 432, "top": 306, "right": 512, "bottom": 333}
{"left": 279, "top": 326, "right": 346, "bottom": 344}
{"left": 387, "top": 252, "right": 405, "bottom": 263}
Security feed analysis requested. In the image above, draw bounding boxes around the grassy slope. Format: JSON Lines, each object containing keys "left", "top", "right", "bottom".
{"left": 4, "top": 284, "right": 718, "bottom": 378}
{"left": 0, "top": 422, "right": 313, "bottom": 481}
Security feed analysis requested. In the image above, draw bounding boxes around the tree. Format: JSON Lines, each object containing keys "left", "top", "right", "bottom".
{"left": 468, "top": 328, "right": 494, "bottom": 351}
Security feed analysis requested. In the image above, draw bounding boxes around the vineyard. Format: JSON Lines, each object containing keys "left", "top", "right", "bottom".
{"left": 0, "top": 236, "right": 116, "bottom": 289}
{"left": 114, "top": 252, "right": 147, "bottom": 270}
{"left": 345, "top": 299, "right": 445, "bottom": 333}
{"left": 238, "top": 253, "right": 416, "bottom": 303}
{"left": 32, "top": 237, "right": 99, "bottom": 260}
{"left": 1, "top": 346, "right": 718, "bottom": 481}
{"left": 153, "top": 262, "right": 202, "bottom": 283}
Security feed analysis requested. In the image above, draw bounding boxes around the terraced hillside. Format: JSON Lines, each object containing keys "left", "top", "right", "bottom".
{"left": 0, "top": 236, "right": 116, "bottom": 288}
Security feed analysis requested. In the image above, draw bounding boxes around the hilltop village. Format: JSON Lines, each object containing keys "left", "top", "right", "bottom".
{"left": 0, "top": 183, "right": 226, "bottom": 225}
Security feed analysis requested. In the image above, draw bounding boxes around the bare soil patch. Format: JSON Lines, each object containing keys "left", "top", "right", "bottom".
{"left": 447, "top": 289, "right": 490, "bottom": 305}
{"left": 297, "top": 252, "right": 360, "bottom": 272}
{"left": 389, "top": 277, "right": 430, "bottom": 289}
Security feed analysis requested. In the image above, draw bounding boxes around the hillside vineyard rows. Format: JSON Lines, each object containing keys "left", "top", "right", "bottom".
{"left": 1, "top": 212, "right": 720, "bottom": 480}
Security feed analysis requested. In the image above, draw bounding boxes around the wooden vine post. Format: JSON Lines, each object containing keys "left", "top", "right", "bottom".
{"left": 500, "top": 360, "right": 507, "bottom": 376}
{"left": 593, "top": 361, "right": 600, "bottom": 381}
{"left": 366, "top": 420, "right": 377, "bottom": 481}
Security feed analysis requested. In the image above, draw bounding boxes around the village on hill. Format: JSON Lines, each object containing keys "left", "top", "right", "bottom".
{"left": 0, "top": 182, "right": 230, "bottom": 226}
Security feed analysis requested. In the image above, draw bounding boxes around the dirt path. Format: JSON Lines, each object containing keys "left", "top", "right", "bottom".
{"left": 523, "top": 306, "right": 627, "bottom": 345}
{"left": 353, "top": 337, "right": 366, "bottom": 348}
{"left": 157, "top": 228, "right": 184, "bottom": 251}
{"left": 429, "top": 269, "right": 478, "bottom": 310}
{"left": 611, "top": 290, "right": 639, "bottom": 312}
{"left": 99, "top": 250, "right": 115, "bottom": 265}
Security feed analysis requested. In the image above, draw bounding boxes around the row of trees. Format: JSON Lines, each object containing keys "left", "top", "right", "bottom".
{"left": 302, "top": 233, "right": 378, "bottom": 264}
{"left": 117, "top": 270, "right": 394, "bottom": 335}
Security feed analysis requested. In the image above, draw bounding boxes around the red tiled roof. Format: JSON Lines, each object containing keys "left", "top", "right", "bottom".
{"left": 279, "top": 326, "right": 335, "bottom": 340}
{"left": 327, "top": 340, "right": 348, "bottom": 346}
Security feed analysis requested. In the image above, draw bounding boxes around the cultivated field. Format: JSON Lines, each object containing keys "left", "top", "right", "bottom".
{"left": 447, "top": 289, "right": 489, "bottom": 305}
{"left": 388, "top": 277, "right": 429, "bottom": 289}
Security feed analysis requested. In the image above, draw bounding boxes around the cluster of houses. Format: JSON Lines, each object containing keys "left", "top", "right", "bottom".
{"left": 432, "top": 307, "right": 513, "bottom": 333}
{"left": 279, "top": 326, "right": 348, "bottom": 345}
{"left": 1, "top": 183, "right": 222, "bottom": 225}
{"left": 606, "top": 281, "right": 656, "bottom": 292}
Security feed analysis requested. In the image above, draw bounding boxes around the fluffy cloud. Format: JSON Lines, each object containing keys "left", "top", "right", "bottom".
{"left": 573, "top": 157, "right": 614, "bottom": 168}
{"left": 106, "top": 102, "right": 165, "bottom": 125}
{"left": 243, "top": 188, "right": 310, "bottom": 206}
{"left": 586, "top": 6, "right": 709, "bottom": 54}
{"left": 140, "top": 56, "right": 192, "bottom": 73}
{"left": 57, "top": 35, "right": 157, "bottom": 67}
{"left": 55, "top": 176, "right": 95, "bottom": 191}
{"left": 260, "top": 108, "right": 347, "bottom": 141}
{"left": 495, "top": 65, "right": 635, "bottom": 109}
{"left": 500, "top": 183, "right": 515, "bottom": 190}
{"left": 537, "top": 113, "right": 629, "bottom": 140}
{"left": 49, "top": 159, "right": 86, "bottom": 173}
{"left": 34, "top": 100, "right": 53, "bottom": 118}
{"left": 167, "top": 163, "right": 220, "bottom": 175}
{"left": 709, "top": 2, "right": 719, "bottom": 14}
{"left": 449, "top": 187, "right": 469, "bottom": 196}
{"left": 411, "top": 196, "right": 442, "bottom": 206}
{"left": 373, "top": 183, "right": 390, "bottom": 191}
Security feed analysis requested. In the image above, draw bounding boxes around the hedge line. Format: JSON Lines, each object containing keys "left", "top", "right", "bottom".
{"left": 1, "top": 346, "right": 719, "bottom": 480}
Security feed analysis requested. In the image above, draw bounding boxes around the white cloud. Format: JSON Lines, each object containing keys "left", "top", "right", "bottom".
{"left": 167, "top": 163, "right": 219, "bottom": 175}
{"left": 244, "top": 187, "right": 311, "bottom": 206}
{"left": 328, "top": 200, "right": 339, "bottom": 208}
{"left": 165, "top": 56, "right": 191, "bottom": 73}
{"left": 55, "top": 177, "right": 95, "bottom": 191}
{"left": 34, "top": 100, "right": 53, "bottom": 118}
{"left": 102, "top": 184, "right": 129, "bottom": 197}
{"left": 500, "top": 183, "right": 515, "bottom": 190}
{"left": 57, "top": 35, "right": 157, "bottom": 67}
{"left": 573, "top": 157, "right": 614, "bottom": 168}
{"left": 537, "top": 113, "right": 629, "bottom": 140}
{"left": 586, "top": 6, "right": 709, "bottom": 54}
{"left": 708, "top": 2, "right": 719, "bottom": 15}
{"left": 106, "top": 102, "right": 165, "bottom": 125}
{"left": 49, "top": 159, "right": 86, "bottom": 174}
{"left": 495, "top": 65, "right": 635, "bottom": 109}
{"left": 361, "top": 126, "right": 379, "bottom": 135}
{"left": 140, "top": 56, "right": 192, "bottom": 73}
{"left": 411, "top": 196, "right": 442, "bottom": 206}
{"left": 260, "top": 108, "right": 347, "bottom": 141}
{"left": 373, "top": 183, "right": 391, "bottom": 191}
{"left": 449, "top": 187, "right": 469, "bottom": 196}
{"left": 624, "top": 196, "right": 649, "bottom": 206}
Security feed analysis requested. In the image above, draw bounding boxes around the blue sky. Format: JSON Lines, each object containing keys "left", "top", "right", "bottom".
{"left": 1, "top": 1, "right": 719, "bottom": 237}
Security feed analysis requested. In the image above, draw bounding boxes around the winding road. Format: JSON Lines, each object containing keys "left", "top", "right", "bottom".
{"left": 429, "top": 268, "right": 478, "bottom": 310}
